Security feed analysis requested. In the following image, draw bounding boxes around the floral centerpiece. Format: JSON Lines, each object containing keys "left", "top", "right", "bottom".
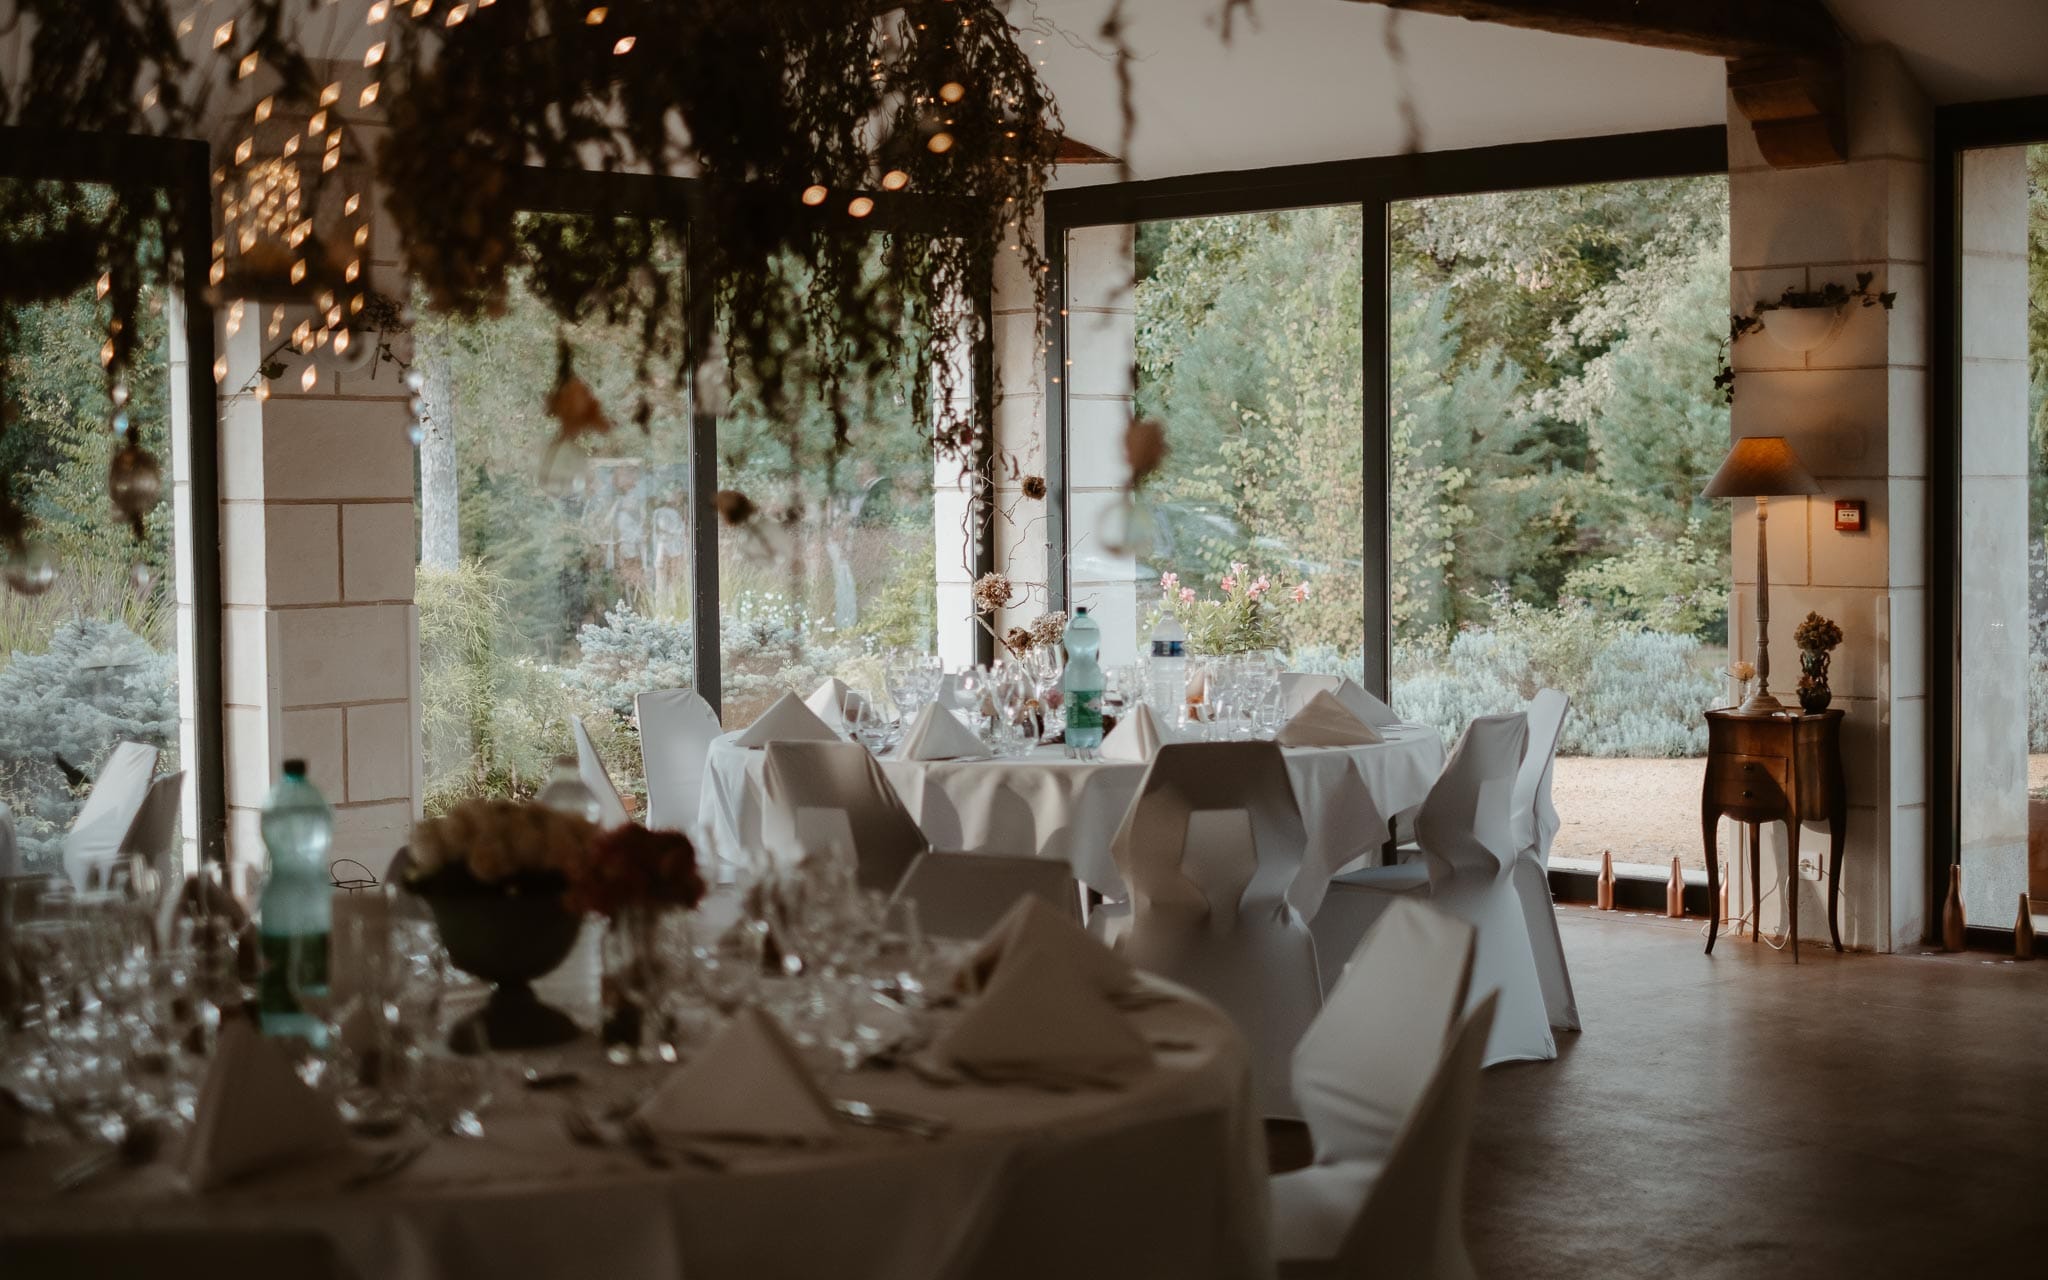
{"left": 1151, "top": 564, "right": 1313, "bottom": 656}
{"left": 1793, "top": 612, "right": 1843, "bottom": 714}
{"left": 404, "top": 800, "right": 599, "bottom": 1050}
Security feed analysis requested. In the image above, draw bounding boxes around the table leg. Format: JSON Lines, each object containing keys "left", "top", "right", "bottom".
{"left": 1703, "top": 807, "right": 1721, "bottom": 954}
{"left": 1748, "top": 822, "right": 1762, "bottom": 943}
{"left": 1828, "top": 807, "right": 1847, "bottom": 953}
{"left": 1786, "top": 817, "right": 1801, "bottom": 964}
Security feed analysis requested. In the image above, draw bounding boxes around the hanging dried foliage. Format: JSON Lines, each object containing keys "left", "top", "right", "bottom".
{"left": 0, "top": 0, "right": 1060, "bottom": 581}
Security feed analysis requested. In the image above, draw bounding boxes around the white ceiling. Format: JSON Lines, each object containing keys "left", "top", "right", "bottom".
{"left": 1024, "top": 0, "right": 2048, "bottom": 184}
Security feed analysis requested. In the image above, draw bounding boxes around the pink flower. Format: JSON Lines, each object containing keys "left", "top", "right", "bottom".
{"left": 1178, "top": 587, "right": 1196, "bottom": 606}
{"left": 1219, "top": 575, "right": 1237, "bottom": 595}
{"left": 1247, "top": 580, "right": 1268, "bottom": 602}
{"left": 1292, "top": 582, "right": 1310, "bottom": 603}
{"left": 1229, "top": 561, "right": 1247, "bottom": 577}
{"left": 1160, "top": 571, "right": 1179, "bottom": 594}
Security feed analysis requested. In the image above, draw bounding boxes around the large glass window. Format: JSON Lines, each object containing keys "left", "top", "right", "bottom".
{"left": 713, "top": 259, "right": 944, "bottom": 727}
{"left": 1390, "top": 176, "right": 1731, "bottom": 873}
{"left": 411, "top": 216, "right": 690, "bottom": 816}
{"left": 1954, "top": 143, "right": 2047, "bottom": 925}
{"left": 0, "top": 179, "right": 188, "bottom": 876}
{"left": 1066, "top": 207, "right": 1367, "bottom": 673}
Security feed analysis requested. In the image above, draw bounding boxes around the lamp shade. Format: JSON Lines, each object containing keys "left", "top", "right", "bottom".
{"left": 1700, "top": 436, "right": 1822, "bottom": 499}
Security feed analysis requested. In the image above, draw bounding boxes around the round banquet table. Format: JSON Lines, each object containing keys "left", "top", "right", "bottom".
{"left": 0, "top": 976, "right": 1270, "bottom": 1280}
{"left": 699, "top": 726, "right": 1446, "bottom": 915}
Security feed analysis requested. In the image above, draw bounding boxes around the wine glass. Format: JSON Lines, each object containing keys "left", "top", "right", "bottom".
{"left": 954, "top": 665, "right": 990, "bottom": 745}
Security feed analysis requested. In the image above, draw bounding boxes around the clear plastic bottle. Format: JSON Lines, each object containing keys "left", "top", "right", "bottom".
{"left": 1063, "top": 607, "right": 1106, "bottom": 755}
{"left": 537, "top": 755, "right": 602, "bottom": 823}
{"left": 1149, "top": 610, "right": 1188, "bottom": 726}
{"left": 256, "top": 759, "right": 333, "bottom": 1040}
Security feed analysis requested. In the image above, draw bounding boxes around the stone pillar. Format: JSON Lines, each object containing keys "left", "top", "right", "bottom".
{"left": 1724, "top": 45, "right": 1930, "bottom": 949}
{"left": 215, "top": 112, "right": 420, "bottom": 883}
{"left": 1956, "top": 146, "right": 2033, "bottom": 924}
{"left": 1061, "top": 223, "right": 1141, "bottom": 668}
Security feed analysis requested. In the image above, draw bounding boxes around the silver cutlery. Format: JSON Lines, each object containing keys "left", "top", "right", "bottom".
{"left": 831, "top": 1098, "right": 952, "bottom": 1140}
{"left": 343, "top": 1141, "right": 428, "bottom": 1191}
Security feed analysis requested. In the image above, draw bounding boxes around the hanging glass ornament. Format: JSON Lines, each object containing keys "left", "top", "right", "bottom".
{"left": 108, "top": 441, "right": 166, "bottom": 535}
{"left": 3, "top": 543, "right": 58, "bottom": 597}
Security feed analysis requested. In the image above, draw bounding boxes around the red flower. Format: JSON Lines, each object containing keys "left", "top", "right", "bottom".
{"left": 562, "top": 824, "right": 707, "bottom": 919}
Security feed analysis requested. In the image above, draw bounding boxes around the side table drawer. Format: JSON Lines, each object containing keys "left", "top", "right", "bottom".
{"left": 1709, "top": 753, "right": 1789, "bottom": 811}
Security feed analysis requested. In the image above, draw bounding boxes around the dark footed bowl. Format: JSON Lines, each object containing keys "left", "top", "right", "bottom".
{"left": 409, "top": 874, "right": 583, "bottom": 1053}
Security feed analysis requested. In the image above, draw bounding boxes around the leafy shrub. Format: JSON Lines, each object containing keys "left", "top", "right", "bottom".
{"left": 1392, "top": 596, "right": 1718, "bottom": 758}
{"left": 564, "top": 600, "right": 694, "bottom": 718}
{"left": 0, "top": 618, "right": 178, "bottom": 873}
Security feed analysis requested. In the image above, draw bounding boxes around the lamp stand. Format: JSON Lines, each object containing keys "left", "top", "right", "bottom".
{"left": 1740, "top": 495, "right": 1788, "bottom": 716}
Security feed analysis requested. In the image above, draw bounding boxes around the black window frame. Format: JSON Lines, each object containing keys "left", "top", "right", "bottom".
{"left": 0, "top": 126, "right": 226, "bottom": 865}
{"left": 1042, "top": 125, "right": 1729, "bottom": 697}
{"left": 1930, "top": 93, "right": 2048, "bottom": 943}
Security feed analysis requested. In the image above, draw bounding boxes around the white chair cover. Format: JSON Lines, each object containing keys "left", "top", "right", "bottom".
{"left": 1278, "top": 672, "right": 1341, "bottom": 717}
{"left": 1272, "top": 898, "right": 1476, "bottom": 1266}
{"left": 761, "top": 741, "right": 928, "bottom": 892}
{"left": 892, "top": 851, "right": 1081, "bottom": 940}
{"left": 571, "top": 716, "right": 631, "bottom": 830}
{"left": 118, "top": 771, "right": 186, "bottom": 887}
{"left": 636, "top": 688, "right": 722, "bottom": 833}
{"left": 1311, "top": 712, "right": 1551, "bottom": 1066}
{"left": 1275, "top": 993, "right": 1499, "bottom": 1279}
{"left": 1109, "top": 741, "right": 1322, "bottom": 1116}
{"left": 62, "top": 741, "right": 159, "bottom": 891}
{"left": 1510, "top": 689, "right": 1578, "bottom": 1032}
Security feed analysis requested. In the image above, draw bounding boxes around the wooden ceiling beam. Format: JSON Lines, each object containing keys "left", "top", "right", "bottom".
{"left": 1355, "top": 1, "right": 1850, "bottom": 167}
{"left": 1356, "top": 1, "right": 1841, "bottom": 60}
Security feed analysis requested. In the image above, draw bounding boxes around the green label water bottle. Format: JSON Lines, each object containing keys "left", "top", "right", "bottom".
{"left": 257, "top": 759, "right": 334, "bottom": 1041}
{"left": 1064, "top": 607, "right": 1105, "bottom": 753}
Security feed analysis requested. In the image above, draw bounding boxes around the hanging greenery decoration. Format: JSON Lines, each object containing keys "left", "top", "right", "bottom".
{"left": 0, "top": 0, "right": 1061, "bottom": 589}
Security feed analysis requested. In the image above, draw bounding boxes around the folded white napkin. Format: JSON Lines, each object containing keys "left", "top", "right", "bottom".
{"left": 182, "top": 1021, "right": 351, "bottom": 1191}
{"left": 1277, "top": 689, "right": 1385, "bottom": 748}
{"left": 1101, "top": 703, "right": 1179, "bottom": 763}
{"left": 933, "top": 673, "right": 960, "bottom": 711}
{"left": 898, "top": 702, "right": 991, "bottom": 761}
{"left": 958, "top": 894, "right": 1133, "bottom": 998}
{"left": 636, "top": 1006, "right": 836, "bottom": 1143}
{"left": 735, "top": 691, "right": 841, "bottom": 749}
{"left": 937, "top": 935, "right": 1151, "bottom": 1086}
{"left": 1333, "top": 678, "right": 1400, "bottom": 729}
{"left": 805, "top": 678, "right": 869, "bottom": 733}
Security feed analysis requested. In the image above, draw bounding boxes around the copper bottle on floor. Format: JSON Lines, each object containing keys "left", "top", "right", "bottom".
{"left": 1596, "top": 851, "right": 1615, "bottom": 911}
{"left": 2015, "top": 893, "right": 2036, "bottom": 961}
{"left": 1941, "top": 863, "right": 1966, "bottom": 952}
{"left": 1665, "top": 857, "right": 1685, "bottom": 919}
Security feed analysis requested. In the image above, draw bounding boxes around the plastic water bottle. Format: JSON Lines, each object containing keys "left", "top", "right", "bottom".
{"left": 1149, "top": 611, "right": 1188, "bottom": 726}
{"left": 1064, "top": 607, "right": 1106, "bottom": 755}
{"left": 256, "top": 759, "right": 333, "bottom": 1040}
{"left": 538, "top": 755, "right": 601, "bottom": 823}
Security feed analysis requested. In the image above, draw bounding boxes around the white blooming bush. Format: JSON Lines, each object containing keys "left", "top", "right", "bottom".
{"left": 0, "top": 618, "right": 178, "bottom": 873}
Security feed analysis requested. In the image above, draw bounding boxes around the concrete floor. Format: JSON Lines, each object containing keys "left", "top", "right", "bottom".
{"left": 1464, "top": 908, "right": 2048, "bottom": 1278}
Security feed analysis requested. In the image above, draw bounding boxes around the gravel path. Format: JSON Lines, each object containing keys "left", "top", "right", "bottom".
{"left": 1552, "top": 756, "right": 1709, "bottom": 870}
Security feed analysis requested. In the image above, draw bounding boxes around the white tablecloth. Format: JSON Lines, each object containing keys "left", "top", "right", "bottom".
{"left": 701, "top": 728, "right": 1446, "bottom": 916}
{"left": 0, "top": 979, "right": 1269, "bottom": 1280}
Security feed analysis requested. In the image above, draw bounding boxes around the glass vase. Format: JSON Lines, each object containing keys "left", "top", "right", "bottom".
{"left": 600, "top": 905, "right": 679, "bottom": 1065}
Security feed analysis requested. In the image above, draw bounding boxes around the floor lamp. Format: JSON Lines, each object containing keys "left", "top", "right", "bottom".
{"left": 1702, "top": 436, "right": 1821, "bottom": 716}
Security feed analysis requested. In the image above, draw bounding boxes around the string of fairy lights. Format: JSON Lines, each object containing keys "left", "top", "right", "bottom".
{"left": 3, "top": 0, "right": 1066, "bottom": 599}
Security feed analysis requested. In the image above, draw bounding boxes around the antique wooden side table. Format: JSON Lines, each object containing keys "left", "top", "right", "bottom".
{"left": 1701, "top": 708, "right": 1847, "bottom": 961}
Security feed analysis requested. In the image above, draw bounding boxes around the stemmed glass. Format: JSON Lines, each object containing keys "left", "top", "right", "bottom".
{"left": 954, "top": 665, "right": 990, "bottom": 746}
{"left": 849, "top": 693, "right": 891, "bottom": 754}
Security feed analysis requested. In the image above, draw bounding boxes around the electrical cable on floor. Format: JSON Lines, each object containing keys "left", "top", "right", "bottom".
{"left": 1699, "top": 868, "right": 1793, "bottom": 952}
